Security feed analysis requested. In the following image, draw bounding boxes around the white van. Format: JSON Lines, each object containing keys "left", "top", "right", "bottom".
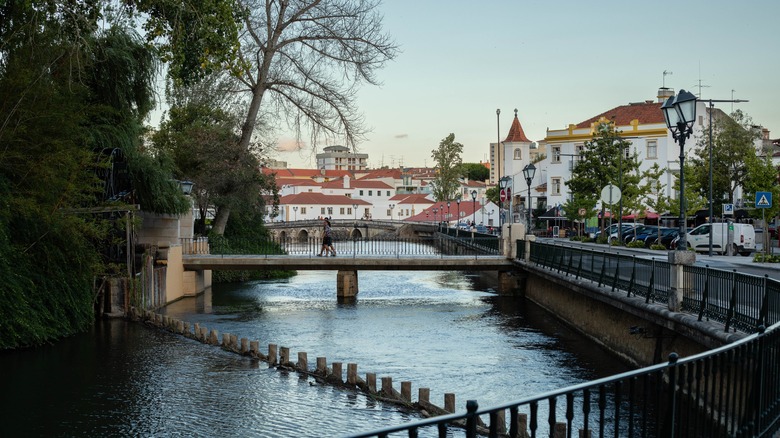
{"left": 686, "top": 223, "right": 756, "bottom": 256}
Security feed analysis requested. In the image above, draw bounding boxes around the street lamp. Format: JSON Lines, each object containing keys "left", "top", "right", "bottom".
{"left": 522, "top": 163, "right": 536, "bottom": 233}
{"left": 456, "top": 198, "right": 461, "bottom": 236}
{"left": 432, "top": 208, "right": 438, "bottom": 231}
{"left": 446, "top": 201, "right": 451, "bottom": 229}
{"left": 352, "top": 203, "right": 358, "bottom": 221}
{"left": 471, "top": 190, "right": 477, "bottom": 227}
{"left": 292, "top": 206, "right": 298, "bottom": 221}
{"left": 499, "top": 176, "right": 511, "bottom": 226}
{"left": 662, "top": 89, "right": 697, "bottom": 251}
{"left": 389, "top": 203, "right": 395, "bottom": 222}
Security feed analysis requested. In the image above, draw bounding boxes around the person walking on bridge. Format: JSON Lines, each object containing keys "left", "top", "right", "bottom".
{"left": 318, "top": 218, "right": 336, "bottom": 257}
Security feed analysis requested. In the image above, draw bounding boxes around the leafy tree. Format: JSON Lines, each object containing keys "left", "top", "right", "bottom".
{"left": 430, "top": 134, "right": 464, "bottom": 201}
{"left": 689, "top": 110, "right": 762, "bottom": 216}
{"left": 743, "top": 153, "right": 780, "bottom": 219}
{"left": 565, "top": 123, "right": 644, "bottom": 229}
{"left": 460, "top": 163, "right": 489, "bottom": 182}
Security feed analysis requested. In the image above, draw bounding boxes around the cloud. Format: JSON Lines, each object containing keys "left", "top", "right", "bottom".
{"left": 394, "top": 134, "right": 408, "bottom": 139}
{"left": 277, "top": 138, "right": 306, "bottom": 152}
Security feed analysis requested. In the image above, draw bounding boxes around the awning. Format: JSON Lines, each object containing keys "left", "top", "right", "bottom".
{"left": 538, "top": 206, "right": 564, "bottom": 220}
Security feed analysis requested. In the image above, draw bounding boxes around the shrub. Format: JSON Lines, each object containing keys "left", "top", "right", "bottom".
{"left": 627, "top": 240, "right": 646, "bottom": 248}
{"left": 650, "top": 244, "right": 667, "bottom": 251}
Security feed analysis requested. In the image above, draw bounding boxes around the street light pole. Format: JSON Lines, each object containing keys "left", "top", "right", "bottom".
{"left": 523, "top": 163, "right": 536, "bottom": 234}
{"left": 447, "top": 201, "right": 451, "bottom": 230}
{"left": 456, "top": 198, "right": 461, "bottom": 235}
{"left": 293, "top": 206, "right": 298, "bottom": 221}
{"left": 471, "top": 190, "right": 477, "bottom": 228}
{"left": 662, "top": 89, "right": 697, "bottom": 251}
{"left": 352, "top": 203, "right": 358, "bottom": 221}
{"left": 496, "top": 108, "right": 502, "bottom": 228}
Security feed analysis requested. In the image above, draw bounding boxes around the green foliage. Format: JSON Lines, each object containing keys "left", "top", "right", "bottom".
{"left": 753, "top": 253, "right": 780, "bottom": 263}
{"left": 627, "top": 240, "right": 646, "bottom": 248}
{"left": 485, "top": 186, "right": 499, "bottom": 205}
{"left": 566, "top": 123, "right": 645, "bottom": 220}
{"left": 650, "top": 244, "right": 667, "bottom": 251}
{"left": 430, "top": 134, "right": 464, "bottom": 201}
{"left": 460, "top": 163, "right": 490, "bottom": 182}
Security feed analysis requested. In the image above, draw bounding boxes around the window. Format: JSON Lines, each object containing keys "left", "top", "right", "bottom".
{"left": 624, "top": 145, "right": 630, "bottom": 160}
{"left": 552, "top": 178, "right": 561, "bottom": 195}
{"left": 321, "top": 207, "right": 326, "bottom": 214}
{"left": 646, "top": 140, "right": 657, "bottom": 159}
{"left": 552, "top": 146, "right": 561, "bottom": 163}
{"left": 575, "top": 144, "right": 585, "bottom": 162}
{"left": 368, "top": 190, "right": 373, "bottom": 196}
{"left": 340, "top": 207, "right": 346, "bottom": 215}
{"left": 386, "top": 208, "right": 392, "bottom": 216}
{"left": 301, "top": 207, "right": 307, "bottom": 214}
{"left": 359, "top": 190, "right": 364, "bottom": 196}
{"left": 387, "top": 190, "right": 391, "bottom": 196}
{"left": 514, "top": 148, "right": 522, "bottom": 160}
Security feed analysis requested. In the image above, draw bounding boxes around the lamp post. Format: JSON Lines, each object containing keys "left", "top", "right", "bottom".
{"left": 522, "top": 163, "right": 536, "bottom": 233}
{"left": 496, "top": 108, "right": 502, "bottom": 227}
{"left": 432, "top": 208, "right": 438, "bottom": 231}
{"left": 499, "top": 177, "right": 511, "bottom": 226}
{"left": 662, "top": 89, "right": 697, "bottom": 251}
{"left": 352, "top": 203, "right": 358, "bottom": 221}
{"left": 471, "top": 190, "right": 477, "bottom": 228}
{"left": 389, "top": 203, "right": 395, "bottom": 222}
{"left": 293, "top": 206, "right": 298, "bottom": 221}
{"left": 456, "top": 198, "right": 461, "bottom": 236}
{"left": 446, "top": 201, "right": 451, "bottom": 229}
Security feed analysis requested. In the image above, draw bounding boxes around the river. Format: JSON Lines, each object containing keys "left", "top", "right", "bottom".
{"left": 2, "top": 269, "right": 630, "bottom": 437}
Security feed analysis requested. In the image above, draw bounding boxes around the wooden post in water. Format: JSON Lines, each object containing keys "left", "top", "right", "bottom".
{"left": 366, "top": 373, "right": 377, "bottom": 393}
{"left": 347, "top": 363, "right": 357, "bottom": 385}
{"left": 554, "top": 423, "right": 567, "bottom": 438}
{"left": 240, "top": 338, "right": 249, "bottom": 354}
{"left": 229, "top": 334, "right": 238, "bottom": 350}
{"left": 381, "top": 377, "right": 393, "bottom": 396}
{"left": 280, "top": 346, "right": 290, "bottom": 365}
{"left": 249, "top": 341, "right": 259, "bottom": 356}
{"left": 517, "top": 413, "right": 528, "bottom": 437}
{"left": 401, "top": 381, "right": 411, "bottom": 402}
{"left": 444, "top": 393, "right": 455, "bottom": 413}
{"left": 332, "top": 362, "right": 343, "bottom": 384}
{"left": 208, "top": 329, "right": 219, "bottom": 345}
{"left": 297, "top": 352, "right": 307, "bottom": 372}
{"left": 495, "top": 410, "right": 507, "bottom": 435}
{"left": 222, "top": 333, "right": 231, "bottom": 347}
{"left": 316, "top": 357, "right": 327, "bottom": 375}
{"left": 268, "top": 344, "right": 278, "bottom": 366}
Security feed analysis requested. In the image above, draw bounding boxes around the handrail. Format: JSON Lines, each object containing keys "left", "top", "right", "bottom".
{"left": 349, "top": 322, "right": 780, "bottom": 437}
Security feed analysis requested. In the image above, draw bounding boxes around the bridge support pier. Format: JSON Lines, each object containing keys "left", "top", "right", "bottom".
{"left": 497, "top": 271, "right": 518, "bottom": 295}
{"left": 668, "top": 250, "right": 696, "bottom": 312}
{"left": 337, "top": 270, "right": 359, "bottom": 301}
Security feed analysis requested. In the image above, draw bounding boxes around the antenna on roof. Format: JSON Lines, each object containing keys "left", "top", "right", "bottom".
{"left": 693, "top": 61, "right": 710, "bottom": 98}
{"left": 662, "top": 70, "right": 672, "bottom": 88}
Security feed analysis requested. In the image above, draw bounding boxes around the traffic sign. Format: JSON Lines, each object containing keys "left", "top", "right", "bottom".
{"left": 578, "top": 208, "right": 587, "bottom": 217}
{"left": 756, "top": 191, "right": 772, "bottom": 209}
{"left": 500, "top": 188, "right": 511, "bottom": 202}
{"left": 722, "top": 203, "right": 734, "bottom": 216}
{"left": 600, "top": 184, "right": 621, "bottom": 205}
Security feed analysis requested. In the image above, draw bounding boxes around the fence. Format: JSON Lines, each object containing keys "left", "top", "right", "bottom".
{"left": 522, "top": 241, "right": 779, "bottom": 334}
{"left": 201, "top": 235, "right": 501, "bottom": 258}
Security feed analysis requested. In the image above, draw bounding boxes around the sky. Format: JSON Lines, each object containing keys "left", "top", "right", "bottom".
{"left": 270, "top": 0, "right": 780, "bottom": 169}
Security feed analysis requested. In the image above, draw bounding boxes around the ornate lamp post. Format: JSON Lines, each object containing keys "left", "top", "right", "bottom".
{"left": 292, "top": 206, "right": 298, "bottom": 221}
{"left": 522, "top": 163, "right": 536, "bottom": 233}
{"left": 446, "top": 201, "right": 451, "bottom": 229}
{"left": 352, "top": 203, "right": 358, "bottom": 221}
{"left": 389, "top": 203, "right": 395, "bottom": 222}
{"left": 470, "top": 190, "right": 477, "bottom": 227}
{"left": 432, "top": 207, "right": 438, "bottom": 231}
{"left": 662, "top": 89, "right": 697, "bottom": 251}
{"left": 456, "top": 198, "right": 461, "bottom": 236}
{"left": 499, "top": 176, "right": 511, "bottom": 226}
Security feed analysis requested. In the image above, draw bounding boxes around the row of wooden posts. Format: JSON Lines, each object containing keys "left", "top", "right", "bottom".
{"left": 130, "top": 307, "right": 586, "bottom": 437}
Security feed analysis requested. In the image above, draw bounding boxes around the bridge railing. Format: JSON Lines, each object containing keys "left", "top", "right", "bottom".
{"left": 350, "top": 322, "right": 780, "bottom": 437}
{"left": 202, "top": 235, "right": 501, "bottom": 257}
{"left": 525, "top": 241, "right": 780, "bottom": 334}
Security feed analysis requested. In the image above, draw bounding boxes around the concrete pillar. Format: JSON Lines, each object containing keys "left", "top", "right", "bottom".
{"left": 667, "top": 251, "right": 695, "bottom": 312}
{"left": 497, "top": 271, "right": 517, "bottom": 295}
{"left": 524, "top": 234, "right": 536, "bottom": 262}
{"left": 336, "top": 270, "right": 359, "bottom": 300}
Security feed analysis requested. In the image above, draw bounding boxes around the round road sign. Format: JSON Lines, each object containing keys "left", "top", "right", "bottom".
{"left": 600, "top": 184, "right": 621, "bottom": 205}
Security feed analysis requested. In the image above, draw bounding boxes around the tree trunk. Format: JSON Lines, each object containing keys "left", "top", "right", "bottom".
{"left": 211, "top": 206, "right": 231, "bottom": 236}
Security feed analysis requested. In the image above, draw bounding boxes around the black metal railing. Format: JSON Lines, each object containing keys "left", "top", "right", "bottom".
{"left": 526, "top": 241, "right": 779, "bottom": 334}
{"left": 188, "top": 235, "right": 501, "bottom": 258}
{"left": 349, "top": 322, "right": 780, "bottom": 437}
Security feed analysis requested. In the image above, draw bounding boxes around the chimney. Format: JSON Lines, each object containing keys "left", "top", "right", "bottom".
{"left": 343, "top": 175, "right": 351, "bottom": 189}
{"left": 657, "top": 87, "right": 674, "bottom": 103}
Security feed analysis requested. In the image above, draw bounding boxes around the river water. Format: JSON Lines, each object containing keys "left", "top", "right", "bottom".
{"left": 2, "top": 269, "right": 630, "bottom": 437}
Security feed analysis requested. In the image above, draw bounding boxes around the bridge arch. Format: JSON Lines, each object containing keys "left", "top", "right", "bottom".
{"left": 296, "top": 229, "right": 309, "bottom": 242}
{"left": 350, "top": 228, "right": 363, "bottom": 239}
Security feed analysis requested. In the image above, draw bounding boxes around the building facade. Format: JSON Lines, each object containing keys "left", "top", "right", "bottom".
{"left": 316, "top": 145, "right": 369, "bottom": 171}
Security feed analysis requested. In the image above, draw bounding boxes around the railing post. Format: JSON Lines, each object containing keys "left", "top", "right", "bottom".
{"left": 465, "top": 400, "right": 478, "bottom": 438}
{"left": 698, "top": 265, "right": 710, "bottom": 321}
{"left": 725, "top": 270, "right": 737, "bottom": 333}
{"left": 627, "top": 255, "right": 636, "bottom": 297}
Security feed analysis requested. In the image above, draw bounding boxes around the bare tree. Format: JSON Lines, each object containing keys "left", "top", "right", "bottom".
{"left": 209, "top": 0, "right": 397, "bottom": 233}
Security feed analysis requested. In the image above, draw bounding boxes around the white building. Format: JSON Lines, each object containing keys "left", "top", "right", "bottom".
{"left": 316, "top": 145, "right": 368, "bottom": 171}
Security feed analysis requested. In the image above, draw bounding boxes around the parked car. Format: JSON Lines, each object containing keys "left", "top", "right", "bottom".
{"left": 622, "top": 225, "right": 659, "bottom": 244}
{"left": 685, "top": 222, "right": 756, "bottom": 256}
{"left": 475, "top": 225, "right": 488, "bottom": 234}
{"left": 593, "top": 222, "right": 640, "bottom": 242}
{"left": 650, "top": 228, "right": 680, "bottom": 249}
{"left": 628, "top": 226, "right": 677, "bottom": 247}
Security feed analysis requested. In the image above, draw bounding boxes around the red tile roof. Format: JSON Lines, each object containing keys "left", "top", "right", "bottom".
{"left": 280, "top": 193, "right": 371, "bottom": 205}
{"left": 504, "top": 111, "right": 531, "bottom": 142}
{"left": 576, "top": 101, "right": 664, "bottom": 128}
{"left": 357, "top": 168, "right": 403, "bottom": 180}
{"left": 389, "top": 194, "right": 434, "bottom": 204}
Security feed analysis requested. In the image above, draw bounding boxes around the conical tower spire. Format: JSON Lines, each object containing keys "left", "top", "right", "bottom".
{"left": 504, "top": 108, "right": 531, "bottom": 142}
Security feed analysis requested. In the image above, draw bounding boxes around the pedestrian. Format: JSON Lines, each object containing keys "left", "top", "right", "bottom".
{"left": 317, "top": 218, "right": 336, "bottom": 256}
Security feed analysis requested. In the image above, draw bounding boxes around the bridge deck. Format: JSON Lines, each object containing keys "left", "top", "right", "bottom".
{"left": 183, "top": 255, "right": 514, "bottom": 271}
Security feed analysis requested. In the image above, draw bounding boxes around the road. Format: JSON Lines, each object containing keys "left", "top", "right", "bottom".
{"left": 537, "top": 238, "right": 780, "bottom": 281}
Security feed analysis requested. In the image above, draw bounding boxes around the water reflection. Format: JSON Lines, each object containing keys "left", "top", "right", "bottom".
{"left": 2, "top": 269, "right": 630, "bottom": 437}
